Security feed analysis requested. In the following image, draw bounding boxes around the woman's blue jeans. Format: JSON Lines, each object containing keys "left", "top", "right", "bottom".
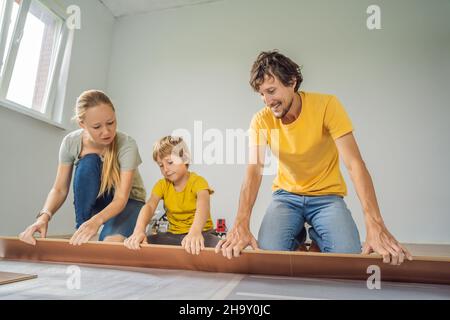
{"left": 258, "top": 189, "right": 362, "bottom": 253}
{"left": 73, "top": 154, "right": 143, "bottom": 241}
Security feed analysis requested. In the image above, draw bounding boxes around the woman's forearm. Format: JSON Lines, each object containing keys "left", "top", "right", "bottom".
{"left": 92, "top": 197, "right": 128, "bottom": 225}
{"left": 41, "top": 188, "right": 69, "bottom": 219}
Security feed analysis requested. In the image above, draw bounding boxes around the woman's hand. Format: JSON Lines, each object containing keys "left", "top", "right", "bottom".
{"left": 181, "top": 231, "right": 205, "bottom": 255}
{"left": 69, "top": 216, "right": 102, "bottom": 246}
{"left": 124, "top": 231, "right": 148, "bottom": 250}
{"left": 19, "top": 217, "right": 49, "bottom": 245}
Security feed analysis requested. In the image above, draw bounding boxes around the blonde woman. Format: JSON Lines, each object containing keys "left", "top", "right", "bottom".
{"left": 19, "top": 90, "right": 146, "bottom": 246}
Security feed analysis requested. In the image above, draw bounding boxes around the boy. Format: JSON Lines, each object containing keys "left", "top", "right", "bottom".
{"left": 124, "top": 136, "right": 220, "bottom": 255}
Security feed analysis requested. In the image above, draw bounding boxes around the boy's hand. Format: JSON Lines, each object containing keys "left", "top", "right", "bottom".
{"left": 124, "top": 231, "right": 148, "bottom": 250}
{"left": 181, "top": 231, "right": 205, "bottom": 255}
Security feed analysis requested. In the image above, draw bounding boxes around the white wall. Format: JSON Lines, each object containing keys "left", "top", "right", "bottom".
{"left": 0, "top": 0, "right": 115, "bottom": 236}
{"left": 107, "top": 0, "right": 450, "bottom": 244}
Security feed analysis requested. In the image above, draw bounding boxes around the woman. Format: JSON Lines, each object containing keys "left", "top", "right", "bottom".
{"left": 19, "top": 90, "right": 146, "bottom": 246}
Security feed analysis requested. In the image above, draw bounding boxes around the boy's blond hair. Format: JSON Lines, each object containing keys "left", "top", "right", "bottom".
{"left": 153, "top": 136, "right": 191, "bottom": 166}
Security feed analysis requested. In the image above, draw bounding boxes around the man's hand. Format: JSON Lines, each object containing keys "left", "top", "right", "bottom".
{"left": 69, "top": 216, "right": 102, "bottom": 246}
{"left": 215, "top": 222, "right": 259, "bottom": 259}
{"left": 181, "top": 231, "right": 205, "bottom": 255}
{"left": 19, "top": 217, "right": 49, "bottom": 245}
{"left": 363, "top": 223, "right": 413, "bottom": 265}
{"left": 124, "top": 231, "right": 148, "bottom": 250}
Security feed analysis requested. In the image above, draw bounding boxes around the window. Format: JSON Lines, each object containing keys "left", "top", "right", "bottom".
{"left": 0, "top": 0, "right": 69, "bottom": 126}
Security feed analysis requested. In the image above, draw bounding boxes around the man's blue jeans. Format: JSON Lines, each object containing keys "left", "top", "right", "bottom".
{"left": 73, "top": 154, "right": 143, "bottom": 241}
{"left": 258, "top": 189, "right": 362, "bottom": 253}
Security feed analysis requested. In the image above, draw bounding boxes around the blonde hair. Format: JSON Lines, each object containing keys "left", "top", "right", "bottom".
{"left": 74, "top": 90, "right": 120, "bottom": 197}
{"left": 153, "top": 136, "right": 191, "bottom": 166}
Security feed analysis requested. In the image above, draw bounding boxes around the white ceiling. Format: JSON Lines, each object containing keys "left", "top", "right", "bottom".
{"left": 99, "top": 0, "right": 224, "bottom": 18}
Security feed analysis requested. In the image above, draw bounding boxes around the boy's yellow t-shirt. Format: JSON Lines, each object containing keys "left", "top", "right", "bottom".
{"left": 151, "top": 172, "right": 214, "bottom": 234}
{"left": 250, "top": 91, "right": 353, "bottom": 196}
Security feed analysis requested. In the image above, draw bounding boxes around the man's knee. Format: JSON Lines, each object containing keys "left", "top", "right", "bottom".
{"left": 258, "top": 231, "right": 298, "bottom": 251}
{"left": 323, "top": 239, "right": 362, "bottom": 254}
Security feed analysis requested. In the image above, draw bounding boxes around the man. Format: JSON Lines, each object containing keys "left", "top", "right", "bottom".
{"left": 215, "top": 50, "right": 412, "bottom": 266}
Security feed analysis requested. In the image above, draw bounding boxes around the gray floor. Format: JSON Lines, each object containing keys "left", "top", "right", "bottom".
{"left": 1, "top": 260, "right": 449, "bottom": 300}
{"left": 227, "top": 275, "right": 450, "bottom": 300}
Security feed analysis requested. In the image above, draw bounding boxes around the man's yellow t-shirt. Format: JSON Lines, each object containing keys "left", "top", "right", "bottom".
{"left": 151, "top": 172, "right": 214, "bottom": 234}
{"left": 250, "top": 91, "right": 353, "bottom": 196}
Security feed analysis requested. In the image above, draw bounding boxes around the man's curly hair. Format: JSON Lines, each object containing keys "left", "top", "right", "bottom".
{"left": 250, "top": 50, "right": 303, "bottom": 92}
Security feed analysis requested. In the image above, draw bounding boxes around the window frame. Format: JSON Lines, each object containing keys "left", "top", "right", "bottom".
{"left": 0, "top": 0, "right": 70, "bottom": 129}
